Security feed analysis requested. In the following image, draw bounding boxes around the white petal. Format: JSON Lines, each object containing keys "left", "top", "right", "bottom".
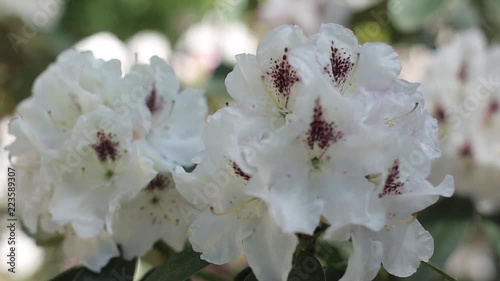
{"left": 63, "top": 231, "right": 119, "bottom": 272}
{"left": 378, "top": 220, "right": 434, "bottom": 277}
{"left": 354, "top": 43, "right": 401, "bottom": 91}
{"left": 340, "top": 228, "right": 383, "bottom": 281}
{"left": 242, "top": 213, "right": 298, "bottom": 281}
{"left": 225, "top": 54, "right": 273, "bottom": 114}
{"left": 189, "top": 209, "right": 255, "bottom": 265}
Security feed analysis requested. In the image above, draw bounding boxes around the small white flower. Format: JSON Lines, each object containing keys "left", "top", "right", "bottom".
{"left": 45, "top": 105, "right": 156, "bottom": 238}
{"left": 132, "top": 56, "right": 208, "bottom": 172}
{"left": 110, "top": 173, "right": 196, "bottom": 259}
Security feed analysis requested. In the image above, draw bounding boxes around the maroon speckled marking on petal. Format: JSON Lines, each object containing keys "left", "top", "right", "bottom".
{"left": 231, "top": 161, "right": 251, "bottom": 181}
{"left": 91, "top": 131, "right": 120, "bottom": 162}
{"left": 323, "top": 41, "right": 355, "bottom": 88}
{"left": 145, "top": 173, "right": 170, "bottom": 191}
{"left": 146, "top": 83, "right": 163, "bottom": 114}
{"left": 306, "top": 98, "right": 343, "bottom": 152}
{"left": 433, "top": 104, "right": 446, "bottom": 123}
{"left": 379, "top": 160, "right": 404, "bottom": 198}
{"left": 266, "top": 47, "right": 300, "bottom": 107}
{"left": 458, "top": 61, "right": 468, "bottom": 84}
{"left": 458, "top": 142, "right": 473, "bottom": 158}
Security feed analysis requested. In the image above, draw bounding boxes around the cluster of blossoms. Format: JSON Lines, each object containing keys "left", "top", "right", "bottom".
{"left": 7, "top": 50, "right": 208, "bottom": 270}
{"left": 174, "top": 24, "right": 453, "bottom": 281}
{"left": 422, "top": 29, "right": 500, "bottom": 213}
{"left": 8, "top": 23, "right": 454, "bottom": 281}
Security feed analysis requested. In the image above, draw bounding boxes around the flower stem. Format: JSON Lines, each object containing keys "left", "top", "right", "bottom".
{"left": 421, "top": 261, "right": 458, "bottom": 281}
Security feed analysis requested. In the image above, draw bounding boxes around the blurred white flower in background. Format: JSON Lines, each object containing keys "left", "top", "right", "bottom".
{"left": 422, "top": 29, "right": 500, "bottom": 213}
{"left": 258, "top": 0, "right": 383, "bottom": 33}
{"left": 74, "top": 31, "right": 172, "bottom": 73}
{"left": 397, "top": 45, "right": 433, "bottom": 82}
{"left": 74, "top": 32, "right": 129, "bottom": 69}
{"left": 128, "top": 31, "right": 172, "bottom": 65}
{"left": 0, "top": 230, "right": 44, "bottom": 280}
{"left": 174, "top": 15, "right": 258, "bottom": 84}
{"left": 74, "top": 19, "right": 258, "bottom": 85}
{"left": 445, "top": 236, "right": 497, "bottom": 281}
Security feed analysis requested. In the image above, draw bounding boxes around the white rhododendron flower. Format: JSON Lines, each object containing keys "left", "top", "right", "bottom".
{"left": 174, "top": 23, "right": 454, "bottom": 281}
{"left": 8, "top": 49, "right": 208, "bottom": 271}
{"left": 422, "top": 29, "right": 500, "bottom": 212}
{"left": 174, "top": 107, "right": 298, "bottom": 281}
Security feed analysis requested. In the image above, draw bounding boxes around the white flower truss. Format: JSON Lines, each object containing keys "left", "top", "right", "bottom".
{"left": 175, "top": 23, "right": 454, "bottom": 281}
{"left": 422, "top": 29, "right": 500, "bottom": 213}
{"left": 7, "top": 49, "right": 208, "bottom": 271}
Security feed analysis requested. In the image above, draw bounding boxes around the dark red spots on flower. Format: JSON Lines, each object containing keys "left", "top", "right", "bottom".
{"left": 458, "top": 142, "right": 473, "bottom": 158}
{"left": 486, "top": 100, "right": 500, "bottom": 116}
{"left": 379, "top": 160, "right": 404, "bottom": 198}
{"left": 91, "top": 131, "right": 120, "bottom": 162}
{"left": 433, "top": 105, "right": 446, "bottom": 123}
{"left": 146, "top": 83, "right": 163, "bottom": 114}
{"left": 458, "top": 61, "right": 468, "bottom": 84}
{"left": 231, "top": 161, "right": 251, "bottom": 181}
{"left": 266, "top": 47, "right": 300, "bottom": 107}
{"left": 324, "top": 41, "right": 355, "bottom": 88}
{"left": 145, "top": 173, "right": 170, "bottom": 191}
{"left": 306, "top": 98, "right": 343, "bottom": 151}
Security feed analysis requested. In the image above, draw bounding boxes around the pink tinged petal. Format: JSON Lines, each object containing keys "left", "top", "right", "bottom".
{"left": 242, "top": 213, "right": 298, "bottom": 281}
{"left": 378, "top": 220, "right": 434, "bottom": 277}
{"left": 340, "top": 228, "right": 383, "bottom": 281}
{"left": 313, "top": 23, "right": 359, "bottom": 91}
{"left": 225, "top": 54, "right": 271, "bottom": 113}
{"left": 354, "top": 43, "right": 401, "bottom": 91}
{"left": 62, "top": 231, "right": 119, "bottom": 272}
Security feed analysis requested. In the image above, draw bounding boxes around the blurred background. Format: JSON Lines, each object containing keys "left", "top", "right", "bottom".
{"left": 0, "top": 0, "right": 500, "bottom": 280}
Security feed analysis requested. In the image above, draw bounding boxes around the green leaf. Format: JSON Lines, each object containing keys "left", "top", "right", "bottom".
{"left": 234, "top": 267, "right": 252, "bottom": 281}
{"left": 49, "top": 257, "right": 136, "bottom": 281}
{"left": 288, "top": 250, "right": 326, "bottom": 281}
{"left": 243, "top": 272, "right": 258, "bottom": 281}
{"left": 388, "top": 0, "right": 446, "bottom": 32}
{"left": 143, "top": 247, "right": 209, "bottom": 281}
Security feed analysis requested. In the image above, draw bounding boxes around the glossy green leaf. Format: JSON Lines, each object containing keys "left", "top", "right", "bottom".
{"left": 49, "top": 257, "right": 136, "bottom": 281}
{"left": 143, "top": 247, "right": 209, "bottom": 281}
{"left": 288, "top": 250, "right": 326, "bottom": 281}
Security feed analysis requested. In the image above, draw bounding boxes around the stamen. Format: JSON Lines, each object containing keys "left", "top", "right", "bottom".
{"left": 365, "top": 173, "right": 382, "bottom": 185}
{"left": 47, "top": 110, "right": 68, "bottom": 129}
{"left": 155, "top": 100, "right": 176, "bottom": 125}
{"left": 385, "top": 102, "right": 419, "bottom": 127}
{"left": 210, "top": 198, "right": 259, "bottom": 216}
{"left": 388, "top": 214, "right": 417, "bottom": 225}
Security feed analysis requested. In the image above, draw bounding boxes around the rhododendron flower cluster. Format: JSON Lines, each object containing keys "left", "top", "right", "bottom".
{"left": 8, "top": 50, "right": 207, "bottom": 270}
{"left": 8, "top": 23, "right": 454, "bottom": 281}
{"left": 423, "top": 29, "right": 500, "bottom": 213}
{"left": 175, "top": 24, "right": 453, "bottom": 281}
